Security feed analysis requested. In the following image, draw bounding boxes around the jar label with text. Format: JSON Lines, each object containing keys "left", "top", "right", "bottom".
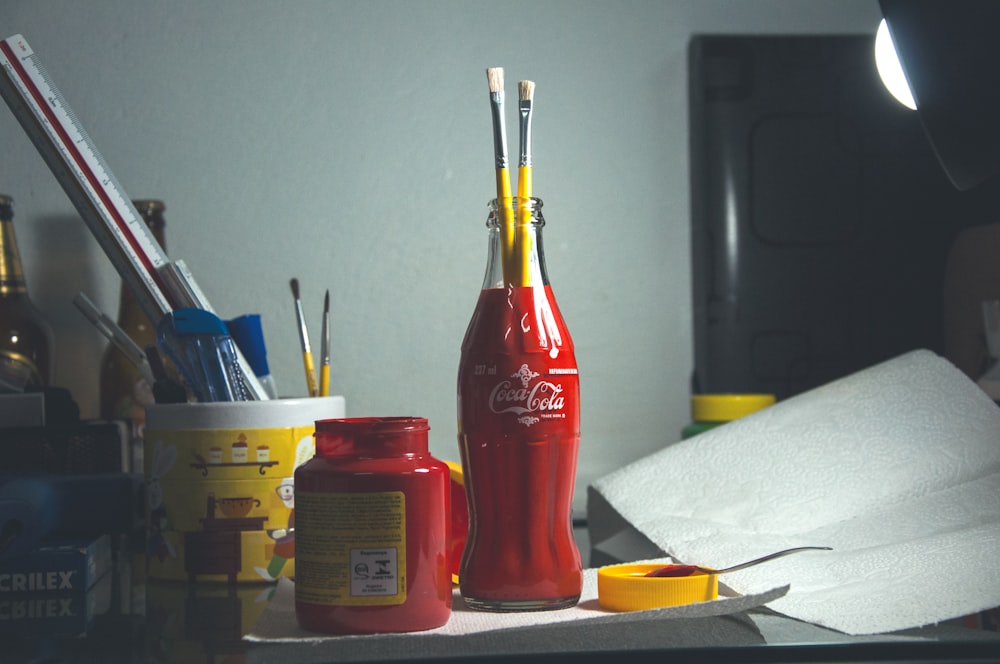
{"left": 295, "top": 491, "right": 407, "bottom": 606}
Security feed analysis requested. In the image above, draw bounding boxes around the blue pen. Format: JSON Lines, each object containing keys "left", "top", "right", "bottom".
{"left": 225, "top": 313, "right": 279, "bottom": 399}
{"left": 156, "top": 308, "right": 250, "bottom": 402}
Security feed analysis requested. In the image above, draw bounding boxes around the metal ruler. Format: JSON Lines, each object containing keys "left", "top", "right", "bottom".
{"left": 0, "top": 33, "right": 268, "bottom": 399}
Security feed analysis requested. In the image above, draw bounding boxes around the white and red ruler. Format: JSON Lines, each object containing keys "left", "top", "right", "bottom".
{"left": 0, "top": 33, "right": 268, "bottom": 399}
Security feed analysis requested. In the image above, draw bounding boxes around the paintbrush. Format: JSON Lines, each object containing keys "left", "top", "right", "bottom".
{"left": 487, "top": 66, "right": 515, "bottom": 286}
{"left": 319, "top": 288, "right": 330, "bottom": 397}
{"left": 516, "top": 79, "right": 536, "bottom": 286}
{"left": 290, "top": 277, "right": 319, "bottom": 397}
{"left": 517, "top": 79, "right": 535, "bottom": 200}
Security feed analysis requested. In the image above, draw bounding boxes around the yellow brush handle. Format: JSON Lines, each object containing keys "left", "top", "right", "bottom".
{"left": 319, "top": 364, "right": 330, "bottom": 398}
{"left": 517, "top": 164, "right": 532, "bottom": 201}
{"left": 515, "top": 165, "right": 533, "bottom": 287}
{"left": 496, "top": 168, "right": 515, "bottom": 286}
{"left": 302, "top": 352, "right": 319, "bottom": 397}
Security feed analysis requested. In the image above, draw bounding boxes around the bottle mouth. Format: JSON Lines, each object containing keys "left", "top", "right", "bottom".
{"left": 486, "top": 197, "right": 545, "bottom": 229}
{"left": 314, "top": 417, "right": 430, "bottom": 458}
{"left": 132, "top": 199, "right": 166, "bottom": 213}
{"left": 488, "top": 196, "right": 543, "bottom": 211}
{"left": 314, "top": 416, "right": 430, "bottom": 435}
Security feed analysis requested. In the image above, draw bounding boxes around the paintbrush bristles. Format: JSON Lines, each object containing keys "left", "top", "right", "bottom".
{"left": 519, "top": 80, "right": 535, "bottom": 102}
{"left": 486, "top": 65, "right": 515, "bottom": 286}
{"left": 487, "top": 66, "right": 510, "bottom": 170}
{"left": 486, "top": 67, "right": 504, "bottom": 93}
{"left": 518, "top": 80, "right": 534, "bottom": 169}
{"left": 290, "top": 277, "right": 300, "bottom": 300}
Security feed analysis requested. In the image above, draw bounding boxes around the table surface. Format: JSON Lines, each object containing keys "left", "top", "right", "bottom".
{"left": 3, "top": 532, "right": 1000, "bottom": 664}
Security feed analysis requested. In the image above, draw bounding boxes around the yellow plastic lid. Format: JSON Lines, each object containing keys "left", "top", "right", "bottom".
{"left": 691, "top": 393, "right": 776, "bottom": 422}
{"left": 597, "top": 563, "right": 718, "bottom": 612}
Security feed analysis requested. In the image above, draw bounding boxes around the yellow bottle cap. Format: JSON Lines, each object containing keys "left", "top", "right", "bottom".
{"left": 691, "top": 393, "right": 776, "bottom": 422}
{"left": 597, "top": 564, "right": 719, "bottom": 612}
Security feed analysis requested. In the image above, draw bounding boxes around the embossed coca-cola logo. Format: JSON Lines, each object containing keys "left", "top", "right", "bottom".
{"left": 488, "top": 364, "right": 566, "bottom": 421}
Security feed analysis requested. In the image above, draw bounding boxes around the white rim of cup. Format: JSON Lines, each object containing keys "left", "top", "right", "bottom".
{"left": 145, "top": 396, "right": 346, "bottom": 430}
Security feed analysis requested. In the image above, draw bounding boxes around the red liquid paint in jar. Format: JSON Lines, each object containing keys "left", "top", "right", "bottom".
{"left": 294, "top": 417, "right": 452, "bottom": 634}
{"left": 457, "top": 197, "right": 583, "bottom": 611}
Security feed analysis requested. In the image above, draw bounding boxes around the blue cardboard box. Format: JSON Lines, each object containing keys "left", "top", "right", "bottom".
{"left": 0, "top": 535, "right": 111, "bottom": 594}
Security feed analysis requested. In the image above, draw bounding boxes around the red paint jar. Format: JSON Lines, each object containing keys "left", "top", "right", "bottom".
{"left": 294, "top": 417, "right": 452, "bottom": 634}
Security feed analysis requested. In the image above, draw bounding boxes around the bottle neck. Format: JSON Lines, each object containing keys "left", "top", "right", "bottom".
{"left": 0, "top": 216, "right": 28, "bottom": 296}
{"left": 483, "top": 197, "right": 549, "bottom": 289}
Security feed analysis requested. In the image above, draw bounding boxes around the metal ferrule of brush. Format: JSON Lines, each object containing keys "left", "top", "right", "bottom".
{"left": 321, "top": 313, "right": 330, "bottom": 363}
{"left": 519, "top": 104, "right": 532, "bottom": 167}
{"left": 490, "top": 92, "right": 508, "bottom": 168}
{"left": 295, "top": 302, "right": 312, "bottom": 353}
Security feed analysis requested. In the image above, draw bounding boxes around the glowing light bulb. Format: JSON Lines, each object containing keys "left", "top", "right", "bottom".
{"left": 876, "top": 18, "right": 917, "bottom": 110}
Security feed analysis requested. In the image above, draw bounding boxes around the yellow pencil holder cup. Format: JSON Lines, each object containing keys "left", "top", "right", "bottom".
{"left": 144, "top": 397, "right": 345, "bottom": 583}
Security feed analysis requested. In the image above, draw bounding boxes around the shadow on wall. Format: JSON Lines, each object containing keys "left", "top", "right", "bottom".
{"left": 943, "top": 223, "right": 1000, "bottom": 381}
{"left": 32, "top": 213, "right": 105, "bottom": 410}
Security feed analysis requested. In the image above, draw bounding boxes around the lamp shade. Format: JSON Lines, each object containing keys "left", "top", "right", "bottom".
{"left": 879, "top": 0, "right": 1000, "bottom": 190}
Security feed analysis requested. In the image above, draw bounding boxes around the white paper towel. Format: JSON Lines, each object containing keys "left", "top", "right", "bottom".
{"left": 589, "top": 350, "right": 1000, "bottom": 635}
{"left": 245, "top": 570, "right": 789, "bottom": 643}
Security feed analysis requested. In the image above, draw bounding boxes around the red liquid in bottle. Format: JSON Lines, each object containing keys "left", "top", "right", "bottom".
{"left": 457, "top": 284, "right": 582, "bottom": 611}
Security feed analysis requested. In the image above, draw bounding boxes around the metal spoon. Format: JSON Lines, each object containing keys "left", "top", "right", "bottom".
{"left": 644, "top": 546, "right": 833, "bottom": 578}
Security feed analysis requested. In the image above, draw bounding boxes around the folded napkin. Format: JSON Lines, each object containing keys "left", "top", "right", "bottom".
{"left": 589, "top": 350, "right": 1000, "bottom": 635}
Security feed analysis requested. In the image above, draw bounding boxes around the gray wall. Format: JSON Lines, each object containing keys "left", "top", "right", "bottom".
{"left": 0, "top": 0, "right": 882, "bottom": 513}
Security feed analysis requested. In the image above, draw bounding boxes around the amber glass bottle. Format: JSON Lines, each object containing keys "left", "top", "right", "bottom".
{"left": 0, "top": 194, "right": 54, "bottom": 390}
{"left": 99, "top": 199, "right": 166, "bottom": 442}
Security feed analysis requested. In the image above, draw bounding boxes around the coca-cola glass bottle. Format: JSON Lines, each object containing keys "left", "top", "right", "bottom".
{"left": 457, "top": 196, "right": 582, "bottom": 611}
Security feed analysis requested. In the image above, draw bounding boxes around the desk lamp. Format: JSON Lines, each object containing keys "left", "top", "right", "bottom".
{"left": 877, "top": 0, "right": 1000, "bottom": 191}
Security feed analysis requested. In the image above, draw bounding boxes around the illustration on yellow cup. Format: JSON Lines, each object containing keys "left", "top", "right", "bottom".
{"left": 232, "top": 434, "right": 249, "bottom": 463}
{"left": 143, "top": 396, "right": 345, "bottom": 583}
{"left": 253, "top": 430, "right": 317, "bottom": 581}
{"left": 255, "top": 478, "right": 295, "bottom": 581}
{"left": 215, "top": 495, "right": 261, "bottom": 518}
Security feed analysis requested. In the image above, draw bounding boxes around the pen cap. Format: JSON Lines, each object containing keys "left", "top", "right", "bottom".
{"left": 157, "top": 309, "right": 248, "bottom": 403}
{"left": 169, "top": 308, "right": 228, "bottom": 335}
{"left": 226, "top": 314, "right": 271, "bottom": 377}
